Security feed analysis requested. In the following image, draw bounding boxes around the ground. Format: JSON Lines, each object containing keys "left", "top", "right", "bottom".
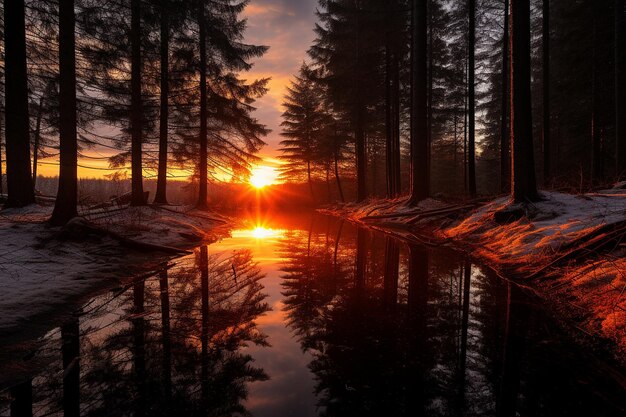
{"left": 0, "top": 203, "right": 228, "bottom": 337}
{"left": 322, "top": 187, "right": 626, "bottom": 360}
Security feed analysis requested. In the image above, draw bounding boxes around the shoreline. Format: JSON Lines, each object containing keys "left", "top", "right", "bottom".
{"left": 319, "top": 189, "right": 626, "bottom": 362}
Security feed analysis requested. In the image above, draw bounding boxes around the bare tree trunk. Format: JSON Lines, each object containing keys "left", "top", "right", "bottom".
{"left": 591, "top": 1, "right": 603, "bottom": 185}
{"left": 130, "top": 0, "right": 145, "bottom": 206}
{"left": 542, "top": 0, "right": 551, "bottom": 184}
{"left": 500, "top": 0, "right": 511, "bottom": 193}
{"left": 392, "top": 53, "right": 401, "bottom": 195}
{"left": 334, "top": 149, "right": 345, "bottom": 202}
{"left": 409, "top": 0, "right": 429, "bottom": 205}
{"left": 385, "top": 43, "right": 394, "bottom": 198}
{"left": 197, "top": 2, "right": 209, "bottom": 209}
{"left": 51, "top": 0, "right": 79, "bottom": 225}
{"left": 355, "top": 5, "right": 367, "bottom": 203}
{"left": 510, "top": 0, "right": 539, "bottom": 202}
{"left": 468, "top": 0, "right": 477, "bottom": 197}
{"left": 32, "top": 96, "right": 44, "bottom": 188}
{"left": 615, "top": 0, "right": 625, "bottom": 175}
{"left": 154, "top": 0, "right": 169, "bottom": 205}
{"left": 307, "top": 160, "right": 315, "bottom": 201}
{"left": 4, "top": 0, "right": 35, "bottom": 207}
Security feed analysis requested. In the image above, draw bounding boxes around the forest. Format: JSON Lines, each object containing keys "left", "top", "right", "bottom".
{"left": 2, "top": 0, "right": 626, "bottom": 416}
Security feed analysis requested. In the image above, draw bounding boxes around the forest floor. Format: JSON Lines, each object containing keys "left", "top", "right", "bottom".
{"left": 320, "top": 184, "right": 626, "bottom": 359}
{"left": 0, "top": 202, "right": 229, "bottom": 340}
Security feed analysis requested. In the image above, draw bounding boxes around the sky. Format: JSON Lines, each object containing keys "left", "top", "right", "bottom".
{"left": 242, "top": 0, "right": 319, "bottom": 163}
{"left": 37, "top": 0, "right": 319, "bottom": 178}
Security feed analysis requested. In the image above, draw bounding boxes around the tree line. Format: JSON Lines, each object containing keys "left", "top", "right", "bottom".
{"left": 1, "top": 0, "right": 268, "bottom": 223}
{"left": 280, "top": 0, "right": 626, "bottom": 205}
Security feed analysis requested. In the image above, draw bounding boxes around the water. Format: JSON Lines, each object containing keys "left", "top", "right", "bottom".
{"left": 2, "top": 212, "right": 626, "bottom": 417}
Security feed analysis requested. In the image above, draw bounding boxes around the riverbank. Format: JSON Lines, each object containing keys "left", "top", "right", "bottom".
{"left": 0, "top": 203, "right": 229, "bottom": 337}
{"left": 321, "top": 187, "right": 626, "bottom": 358}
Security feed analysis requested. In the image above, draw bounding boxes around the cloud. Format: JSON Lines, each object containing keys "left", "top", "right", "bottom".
{"left": 243, "top": 0, "right": 318, "bottom": 158}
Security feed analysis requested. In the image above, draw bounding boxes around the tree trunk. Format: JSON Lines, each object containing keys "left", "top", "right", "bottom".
{"left": 32, "top": 95, "right": 44, "bottom": 188}
{"left": 615, "top": 0, "right": 626, "bottom": 175}
{"left": 510, "top": 0, "right": 539, "bottom": 203}
{"left": 307, "top": 160, "right": 315, "bottom": 201}
{"left": 385, "top": 42, "right": 394, "bottom": 198}
{"left": 130, "top": 0, "right": 145, "bottom": 206}
{"left": 4, "top": 0, "right": 35, "bottom": 207}
{"left": 468, "top": 0, "right": 477, "bottom": 197}
{"left": 409, "top": 0, "right": 429, "bottom": 205}
{"left": 591, "top": 1, "right": 603, "bottom": 185}
{"left": 334, "top": 149, "right": 345, "bottom": 202}
{"left": 542, "top": 0, "right": 551, "bottom": 184}
{"left": 500, "top": 0, "right": 511, "bottom": 193}
{"left": 154, "top": 0, "right": 169, "bottom": 205}
{"left": 50, "top": 0, "right": 78, "bottom": 225}
{"left": 355, "top": 5, "right": 367, "bottom": 203}
{"left": 197, "top": 2, "right": 209, "bottom": 209}
{"left": 392, "top": 52, "right": 401, "bottom": 195}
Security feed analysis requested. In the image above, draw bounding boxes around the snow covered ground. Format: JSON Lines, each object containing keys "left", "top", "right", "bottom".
{"left": 0, "top": 204, "right": 227, "bottom": 335}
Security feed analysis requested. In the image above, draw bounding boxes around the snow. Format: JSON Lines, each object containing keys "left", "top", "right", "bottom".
{"left": 0, "top": 204, "right": 226, "bottom": 334}
{"left": 444, "top": 191, "right": 626, "bottom": 268}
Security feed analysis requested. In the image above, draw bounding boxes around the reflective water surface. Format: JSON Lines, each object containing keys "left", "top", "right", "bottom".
{"left": 2, "top": 212, "right": 626, "bottom": 416}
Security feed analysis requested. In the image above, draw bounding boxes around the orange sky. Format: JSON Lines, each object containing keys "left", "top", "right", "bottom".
{"left": 35, "top": 0, "right": 318, "bottom": 180}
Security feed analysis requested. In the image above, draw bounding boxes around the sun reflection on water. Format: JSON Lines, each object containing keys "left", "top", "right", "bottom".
{"left": 232, "top": 226, "right": 286, "bottom": 240}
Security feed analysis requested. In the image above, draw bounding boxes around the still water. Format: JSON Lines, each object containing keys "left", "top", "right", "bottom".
{"left": 2, "top": 212, "right": 626, "bottom": 416}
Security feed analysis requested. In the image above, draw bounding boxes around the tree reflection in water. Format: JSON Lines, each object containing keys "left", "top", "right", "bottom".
{"left": 279, "top": 218, "right": 626, "bottom": 417}
{"left": 3, "top": 246, "right": 269, "bottom": 416}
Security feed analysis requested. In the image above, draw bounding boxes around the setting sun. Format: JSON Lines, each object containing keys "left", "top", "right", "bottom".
{"left": 249, "top": 165, "right": 279, "bottom": 189}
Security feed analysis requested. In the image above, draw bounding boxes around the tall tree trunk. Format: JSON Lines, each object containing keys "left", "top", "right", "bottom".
{"left": 197, "top": 2, "right": 209, "bottom": 210}
{"left": 334, "top": 149, "right": 345, "bottom": 202}
{"left": 307, "top": 160, "right": 315, "bottom": 201}
{"left": 615, "top": 0, "right": 625, "bottom": 175}
{"left": 468, "top": 0, "right": 477, "bottom": 197}
{"left": 409, "top": 0, "right": 429, "bottom": 205}
{"left": 510, "top": 0, "right": 539, "bottom": 203}
{"left": 385, "top": 42, "right": 394, "bottom": 198}
{"left": 51, "top": 0, "right": 78, "bottom": 225}
{"left": 464, "top": 63, "right": 468, "bottom": 193}
{"left": 4, "top": 0, "right": 35, "bottom": 208}
{"left": 392, "top": 53, "right": 401, "bottom": 195}
{"left": 542, "top": 0, "right": 551, "bottom": 184}
{"left": 355, "top": 4, "right": 367, "bottom": 203}
{"left": 31, "top": 95, "right": 44, "bottom": 188}
{"left": 591, "top": 2, "right": 603, "bottom": 185}
{"left": 130, "top": 0, "right": 145, "bottom": 206}
{"left": 500, "top": 0, "right": 510, "bottom": 194}
{"left": 154, "top": 0, "right": 169, "bottom": 205}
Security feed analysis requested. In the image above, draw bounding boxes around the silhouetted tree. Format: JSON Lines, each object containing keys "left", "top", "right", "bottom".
{"left": 4, "top": 0, "right": 35, "bottom": 207}
{"left": 510, "top": 0, "right": 539, "bottom": 202}
{"left": 50, "top": 0, "right": 79, "bottom": 225}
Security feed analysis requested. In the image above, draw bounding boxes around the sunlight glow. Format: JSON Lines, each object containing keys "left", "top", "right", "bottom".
{"left": 249, "top": 165, "right": 278, "bottom": 189}
{"left": 232, "top": 226, "right": 285, "bottom": 240}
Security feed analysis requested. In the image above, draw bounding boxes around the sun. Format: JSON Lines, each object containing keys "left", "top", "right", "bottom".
{"left": 249, "top": 165, "right": 278, "bottom": 189}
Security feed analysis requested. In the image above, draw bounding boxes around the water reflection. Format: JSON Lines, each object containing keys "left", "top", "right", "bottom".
{"left": 1, "top": 246, "right": 269, "bottom": 416}
{"left": 278, "top": 217, "right": 626, "bottom": 417}
{"left": 3, "top": 214, "right": 626, "bottom": 416}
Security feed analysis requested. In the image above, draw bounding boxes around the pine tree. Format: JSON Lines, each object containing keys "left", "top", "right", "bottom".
{"left": 50, "top": 0, "right": 79, "bottom": 225}
{"left": 4, "top": 0, "right": 35, "bottom": 207}
{"left": 510, "top": 0, "right": 539, "bottom": 202}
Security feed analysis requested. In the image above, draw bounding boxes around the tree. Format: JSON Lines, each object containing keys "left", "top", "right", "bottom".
{"left": 130, "top": 0, "right": 145, "bottom": 206}
{"left": 4, "top": 0, "right": 36, "bottom": 207}
{"left": 510, "top": 0, "right": 539, "bottom": 202}
{"left": 197, "top": 0, "right": 208, "bottom": 210}
{"left": 467, "top": 0, "right": 477, "bottom": 197}
{"left": 50, "top": 0, "right": 79, "bottom": 225}
{"left": 154, "top": 0, "right": 171, "bottom": 205}
{"left": 500, "top": 0, "right": 510, "bottom": 193}
{"left": 616, "top": 0, "right": 626, "bottom": 175}
{"left": 542, "top": 0, "right": 551, "bottom": 183}
{"left": 409, "top": 0, "right": 429, "bottom": 204}
{"left": 279, "top": 65, "right": 327, "bottom": 200}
